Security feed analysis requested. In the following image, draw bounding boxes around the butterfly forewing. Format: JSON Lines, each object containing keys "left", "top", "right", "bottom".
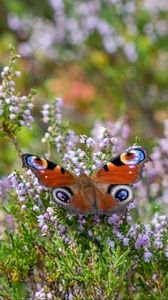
{"left": 92, "top": 146, "right": 149, "bottom": 185}
{"left": 22, "top": 154, "right": 77, "bottom": 187}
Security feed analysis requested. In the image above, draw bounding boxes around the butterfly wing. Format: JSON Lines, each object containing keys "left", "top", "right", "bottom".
{"left": 22, "top": 154, "right": 94, "bottom": 213}
{"left": 90, "top": 146, "right": 149, "bottom": 214}
{"left": 95, "top": 182, "right": 134, "bottom": 214}
{"left": 92, "top": 146, "right": 149, "bottom": 185}
{"left": 22, "top": 154, "right": 77, "bottom": 187}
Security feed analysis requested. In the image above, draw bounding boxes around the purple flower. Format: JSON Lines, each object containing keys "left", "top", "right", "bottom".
{"left": 37, "top": 215, "right": 45, "bottom": 228}
{"left": 64, "top": 237, "right": 72, "bottom": 244}
{"left": 135, "top": 234, "right": 150, "bottom": 249}
{"left": 143, "top": 250, "right": 152, "bottom": 263}
{"left": 153, "top": 239, "right": 163, "bottom": 249}
{"left": 106, "top": 238, "right": 115, "bottom": 249}
{"left": 0, "top": 60, "right": 34, "bottom": 130}
{"left": 126, "top": 213, "right": 132, "bottom": 224}
{"left": 78, "top": 225, "right": 85, "bottom": 231}
{"left": 123, "top": 238, "right": 130, "bottom": 246}
{"left": 0, "top": 177, "right": 11, "bottom": 202}
{"left": 47, "top": 292, "right": 53, "bottom": 300}
{"left": 108, "top": 213, "right": 121, "bottom": 225}
{"left": 128, "top": 224, "right": 140, "bottom": 238}
{"left": 21, "top": 204, "right": 26, "bottom": 210}
{"left": 127, "top": 202, "right": 135, "bottom": 212}
{"left": 42, "top": 224, "right": 49, "bottom": 232}
{"left": 133, "top": 259, "right": 139, "bottom": 270}
{"left": 94, "top": 215, "right": 101, "bottom": 223}
{"left": 88, "top": 229, "right": 93, "bottom": 237}
{"left": 164, "top": 245, "right": 168, "bottom": 258}
{"left": 114, "top": 231, "right": 124, "bottom": 240}
{"left": 86, "top": 137, "right": 95, "bottom": 148}
{"left": 35, "top": 288, "right": 46, "bottom": 300}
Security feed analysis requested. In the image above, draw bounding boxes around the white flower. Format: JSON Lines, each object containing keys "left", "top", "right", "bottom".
{"left": 47, "top": 207, "right": 54, "bottom": 216}
{"left": 86, "top": 137, "right": 95, "bottom": 148}
{"left": 80, "top": 135, "right": 87, "bottom": 143}
{"left": 3, "top": 66, "right": 9, "bottom": 73}
{"left": 15, "top": 70, "right": 21, "bottom": 77}
{"left": 10, "top": 114, "right": 16, "bottom": 120}
{"left": 5, "top": 98, "right": 10, "bottom": 104}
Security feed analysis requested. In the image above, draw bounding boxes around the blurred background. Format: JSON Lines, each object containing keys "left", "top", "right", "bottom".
{"left": 0, "top": 0, "right": 168, "bottom": 175}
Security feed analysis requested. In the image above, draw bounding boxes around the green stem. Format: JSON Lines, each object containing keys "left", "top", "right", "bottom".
{"left": 10, "top": 136, "right": 22, "bottom": 157}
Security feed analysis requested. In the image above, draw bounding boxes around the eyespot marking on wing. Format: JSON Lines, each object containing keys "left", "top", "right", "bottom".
{"left": 108, "top": 184, "right": 134, "bottom": 203}
{"left": 26, "top": 156, "right": 48, "bottom": 170}
{"left": 120, "top": 148, "right": 146, "bottom": 165}
{"left": 52, "top": 187, "right": 73, "bottom": 204}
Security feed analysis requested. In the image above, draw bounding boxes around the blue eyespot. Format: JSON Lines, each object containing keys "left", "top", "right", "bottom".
{"left": 26, "top": 156, "right": 47, "bottom": 170}
{"left": 129, "top": 150, "right": 145, "bottom": 164}
{"left": 115, "top": 189, "right": 128, "bottom": 201}
{"left": 134, "top": 149, "right": 145, "bottom": 162}
{"left": 56, "top": 191, "right": 70, "bottom": 202}
{"left": 109, "top": 185, "right": 134, "bottom": 203}
{"left": 121, "top": 149, "right": 146, "bottom": 165}
{"left": 52, "top": 187, "right": 72, "bottom": 204}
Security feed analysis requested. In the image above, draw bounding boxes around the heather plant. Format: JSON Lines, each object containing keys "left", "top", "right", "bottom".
{"left": 7, "top": 0, "right": 168, "bottom": 63}
{"left": 4, "top": 0, "right": 168, "bottom": 139}
{"left": 0, "top": 52, "right": 168, "bottom": 300}
{"left": 0, "top": 46, "right": 35, "bottom": 155}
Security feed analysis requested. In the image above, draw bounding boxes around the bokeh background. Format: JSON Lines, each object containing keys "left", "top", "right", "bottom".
{"left": 0, "top": 0, "right": 168, "bottom": 176}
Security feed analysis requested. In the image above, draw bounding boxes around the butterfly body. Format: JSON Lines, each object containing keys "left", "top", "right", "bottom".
{"left": 59, "top": 173, "right": 117, "bottom": 214}
{"left": 22, "top": 146, "right": 149, "bottom": 215}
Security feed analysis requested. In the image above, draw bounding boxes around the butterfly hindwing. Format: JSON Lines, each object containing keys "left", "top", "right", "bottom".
{"left": 22, "top": 154, "right": 77, "bottom": 187}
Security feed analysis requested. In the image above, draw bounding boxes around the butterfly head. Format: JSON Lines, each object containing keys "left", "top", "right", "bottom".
{"left": 78, "top": 173, "right": 94, "bottom": 187}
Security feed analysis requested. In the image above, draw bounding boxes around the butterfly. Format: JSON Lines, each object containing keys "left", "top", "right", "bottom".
{"left": 21, "top": 146, "right": 149, "bottom": 215}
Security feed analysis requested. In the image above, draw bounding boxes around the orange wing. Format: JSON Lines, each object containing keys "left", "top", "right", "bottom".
{"left": 22, "top": 154, "right": 77, "bottom": 187}
{"left": 97, "top": 192, "right": 118, "bottom": 212}
{"left": 70, "top": 188, "right": 117, "bottom": 214}
{"left": 92, "top": 146, "right": 150, "bottom": 185}
{"left": 65, "top": 184, "right": 117, "bottom": 214}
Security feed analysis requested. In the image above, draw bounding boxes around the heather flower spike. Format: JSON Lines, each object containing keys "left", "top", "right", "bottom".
{"left": 0, "top": 46, "right": 36, "bottom": 154}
